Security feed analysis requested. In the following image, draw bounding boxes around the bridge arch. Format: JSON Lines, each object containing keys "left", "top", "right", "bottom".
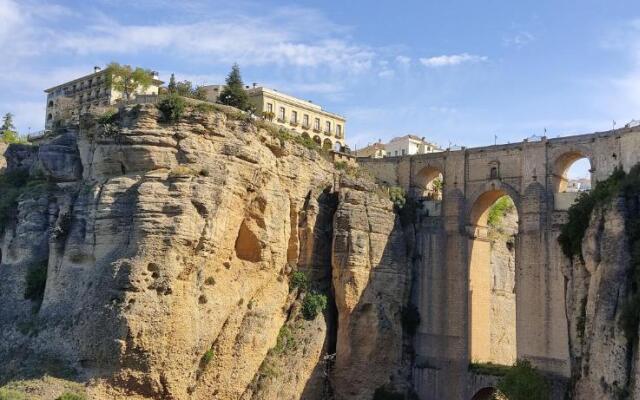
{"left": 415, "top": 166, "right": 444, "bottom": 199}
{"left": 551, "top": 148, "right": 594, "bottom": 193}
{"left": 471, "top": 387, "right": 504, "bottom": 400}
{"left": 468, "top": 182, "right": 520, "bottom": 366}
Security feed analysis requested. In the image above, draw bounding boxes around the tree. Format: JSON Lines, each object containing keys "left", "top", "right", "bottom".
{"left": 1, "top": 112, "right": 22, "bottom": 143}
{"left": 496, "top": 359, "right": 549, "bottom": 400}
{"left": 105, "top": 62, "right": 154, "bottom": 101}
{"left": 1, "top": 113, "right": 15, "bottom": 131}
{"left": 219, "top": 63, "right": 250, "bottom": 111}
{"left": 168, "top": 73, "right": 177, "bottom": 94}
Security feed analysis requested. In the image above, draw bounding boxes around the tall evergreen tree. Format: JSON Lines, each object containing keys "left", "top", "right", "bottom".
{"left": 168, "top": 73, "right": 177, "bottom": 93}
{"left": 1, "top": 113, "right": 15, "bottom": 131}
{"left": 219, "top": 64, "right": 250, "bottom": 111}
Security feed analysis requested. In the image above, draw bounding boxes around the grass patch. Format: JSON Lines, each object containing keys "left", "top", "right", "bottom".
{"left": 56, "top": 393, "right": 86, "bottom": 400}
{"left": 301, "top": 292, "right": 327, "bottom": 320}
{"left": 274, "top": 326, "right": 296, "bottom": 354}
{"left": 469, "top": 362, "right": 512, "bottom": 377}
{"left": 496, "top": 359, "right": 550, "bottom": 400}
{"left": 0, "top": 388, "right": 28, "bottom": 400}
{"left": 201, "top": 349, "right": 215, "bottom": 365}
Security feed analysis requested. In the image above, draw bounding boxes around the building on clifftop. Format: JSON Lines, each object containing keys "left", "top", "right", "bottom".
{"left": 202, "top": 83, "right": 347, "bottom": 151}
{"left": 44, "top": 66, "right": 163, "bottom": 130}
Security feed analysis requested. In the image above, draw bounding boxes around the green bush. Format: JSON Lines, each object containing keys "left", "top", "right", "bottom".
{"left": 157, "top": 94, "right": 186, "bottom": 123}
{"left": 96, "top": 108, "right": 118, "bottom": 125}
{"left": 302, "top": 292, "right": 327, "bottom": 320}
{"left": 0, "top": 388, "right": 27, "bottom": 400}
{"left": 388, "top": 186, "right": 406, "bottom": 209}
{"left": 290, "top": 271, "right": 308, "bottom": 292}
{"left": 24, "top": 261, "right": 48, "bottom": 310}
{"left": 468, "top": 362, "right": 512, "bottom": 377}
{"left": 487, "top": 196, "right": 515, "bottom": 227}
{"left": 0, "top": 169, "right": 30, "bottom": 232}
{"left": 496, "top": 359, "right": 550, "bottom": 400}
{"left": 55, "top": 393, "right": 86, "bottom": 400}
{"left": 201, "top": 349, "right": 215, "bottom": 365}
{"left": 274, "top": 325, "right": 296, "bottom": 354}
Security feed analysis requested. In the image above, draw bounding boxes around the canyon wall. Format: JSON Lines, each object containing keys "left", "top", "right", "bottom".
{"left": 0, "top": 105, "right": 413, "bottom": 399}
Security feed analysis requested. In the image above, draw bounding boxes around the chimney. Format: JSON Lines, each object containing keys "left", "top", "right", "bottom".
{"left": 94, "top": 66, "right": 101, "bottom": 73}
{"left": 252, "top": 82, "right": 257, "bottom": 88}
{"left": 151, "top": 71, "right": 159, "bottom": 79}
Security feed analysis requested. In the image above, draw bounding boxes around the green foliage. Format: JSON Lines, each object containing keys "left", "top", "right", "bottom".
{"left": 432, "top": 177, "right": 443, "bottom": 194}
{"left": 468, "top": 362, "right": 512, "bottom": 377}
{"left": 0, "top": 169, "right": 30, "bottom": 233}
{"left": 334, "top": 161, "right": 348, "bottom": 170}
{"left": 261, "top": 124, "right": 321, "bottom": 151}
{"left": 1, "top": 112, "right": 25, "bottom": 143}
{"left": 558, "top": 167, "right": 626, "bottom": 260}
{"left": 96, "top": 108, "right": 119, "bottom": 125}
{"left": 205, "top": 276, "right": 216, "bottom": 285}
{"left": 487, "top": 196, "right": 515, "bottom": 227}
{"left": 170, "top": 78, "right": 207, "bottom": 100}
{"left": 496, "top": 359, "right": 550, "bottom": 400}
{"left": 201, "top": 349, "right": 215, "bottom": 365}
{"left": 24, "top": 261, "right": 48, "bottom": 310}
{"left": 219, "top": 64, "right": 251, "bottom": 111}
{"left": 261, "top": 111, "right": 275, "bottom": 121}
{"left": 55, "top": 393, "right": 86, "bottom": 400}
{"left": 157, "top": 94, "right": 186, "bottom": 123}
{"left": 105, "top": 62, "right": 154, "bottom": 100}
{"left": 388, "top": 186, "right": 406, "bottom": 209}
{"left": 0, "top": 388, "right": 27, "bottom": 400}
{"left": 402, "top": 304, "right": 421, "bottom": 335}
{"left": 168, "top": 73, "right": 177, "bottom": 93}
{"left": 290, "top": 271, "right": 308, "bottom": 292}
{"left": 302, "top": 292, "right": 327, "bottom": 320}
{"left": 373, "top": 386, "right": 404, "bottom": 400}
{"left": 274, "top": 325, "right": 296, "bottom": 354}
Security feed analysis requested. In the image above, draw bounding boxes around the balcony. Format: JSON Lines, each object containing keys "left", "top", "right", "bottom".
{"left": 324, "top": 129, "right": 332, "bottom": 136}
{"left": 277, "top": 118, "right": 286, "bottom": 123}
{"left": 301, "top": 123, "right": 310, "bottom": 130}
{"left": 290, "top": 120, "right": 299, "bottom": 126}
{"left": 312, "top": 127, "right": 321, "bottom": 133}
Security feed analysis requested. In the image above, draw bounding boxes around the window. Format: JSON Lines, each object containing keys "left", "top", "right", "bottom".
{"left": 490, "top": 166, "right": 499, "bottom": 179}
{"left": 395, "top": 150, "right": 398, "bottom": 156}
{"left": 291, "top": 110, "right": 298, "bottom": 123}
{"left": 314, "top": 118, "right": 320, "bottom": 130}
{"left": 325, "top": 121, "right": 331, "bottom": 133}
{"left": 267, "top": 103, "right": 273, "bottom": 113}
{"left": 402, "top": 149, "right": 406, "bottom": 156}
{"left": 303, "top": 114, "right": 309, "bottom": 127}
{"left": 336, "top": 124, "right": 342, "bottom": 137}
{"left": 88, "top": 79, "right": 93, "bottom": 86}
{"left": 278, "top": 107, "right": 285, "bottom": 121}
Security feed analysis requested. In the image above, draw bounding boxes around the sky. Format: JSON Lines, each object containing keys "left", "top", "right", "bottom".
{"left": 1, "top": 0, "right": 639, "bottom": 179}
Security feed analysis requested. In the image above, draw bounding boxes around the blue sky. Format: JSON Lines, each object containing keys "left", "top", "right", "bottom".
{"left": 1, "top": 0, "right": 639, "bottom": 178}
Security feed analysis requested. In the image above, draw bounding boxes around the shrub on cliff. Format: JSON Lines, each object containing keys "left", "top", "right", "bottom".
{"left": 219, "top": 64, "right": 251, "bottom": 111}
{"left": 302, "top": 292, "right": 327, "bottom": 320}
{"left": 496, "top": 359, "right": 549, "bottom": 400}
{"left": 290, "top": 271, "right": 308, "bottom": 292}
{"left": 157, "top": 94, "right": 186, "bottom": 123}
{"left": 0, "top": 169, "right": 30, "bottom": 233}
{"left": 488, "top": 196, "right": 514, "bottom": 227}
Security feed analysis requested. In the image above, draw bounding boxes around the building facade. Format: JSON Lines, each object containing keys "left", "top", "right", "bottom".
{"left": 354, "top": 141, "right": 387, "bottom": 158}
{"left": 385, "top": 134, "right": 442, "bottom": 157}
{"left": 44, "top": 66, "right": 163, "bottom": 129}
{"left": 245, "top": 86, "right": 346, "bottom": 151}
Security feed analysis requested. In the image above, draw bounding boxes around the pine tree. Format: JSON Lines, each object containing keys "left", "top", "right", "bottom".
{"left": 219, "top": 64, "right": 250, "bottom": 111}
{"left": 168, "top": 73, "right": 177, "bottom": 94}
{"left": 1, "top": 113, "right": 15, "bottom": 131}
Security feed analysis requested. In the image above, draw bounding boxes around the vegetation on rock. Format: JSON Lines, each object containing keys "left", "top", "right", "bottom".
{"left": 496, "top": 359, "right": 549, "bottom": 400}
{"left": 0, "top": 169, "right": 30, "bottom": 233}
{"left": 289, "top": 271, "right": 308, "bottom": 292}
{"left": 1, "top": 112, "right": 25, "bottom": 144}
{"left": 301, "top": 292, "right": 327, "bottom": 320}
{"left": 488, "top": 196, "right": 515, "bottom": 227}
{"left": 157, "top": 94, "right": 186, "bottom": 123}
{"left": 168, "top": 74, "right": 207, "bottom": 100}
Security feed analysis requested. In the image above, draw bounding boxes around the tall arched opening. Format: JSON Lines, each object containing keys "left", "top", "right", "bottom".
{"left": 468, "top": 190, "right": 518, "bottom": 366}
{"left": 322, "top": 138, "right": 333, "bottom": 151}
{"left": 552, "top": 151, "right": 593, "bottom": 210}
{"left": 415, "top": 166, "right": 443, "bottom": 200}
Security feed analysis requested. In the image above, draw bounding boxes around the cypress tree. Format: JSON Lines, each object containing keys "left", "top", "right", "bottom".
{"left": 219, "top": 64, "right": 250, "bottom": 111}
{"left": 168, "top": 73, "right": 177, "bottom": 94}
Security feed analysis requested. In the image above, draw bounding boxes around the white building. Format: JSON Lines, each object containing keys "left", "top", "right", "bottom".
{"left": 384, "top": 134, "right": 442, "bottom": 157}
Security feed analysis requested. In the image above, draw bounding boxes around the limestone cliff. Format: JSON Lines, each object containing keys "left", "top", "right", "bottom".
{"left": 0, "top": 104, "right": 413, "bottom": 399}
{"left": 563, "top": 183, "right": 640, "bottom": 399}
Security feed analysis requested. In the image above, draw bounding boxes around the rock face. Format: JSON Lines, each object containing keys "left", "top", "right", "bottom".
{"left": 0, "top": 105, "right": 413, "bottom": 399}
{"left": 563, "top": 197, "right": 640, "bottom": 399}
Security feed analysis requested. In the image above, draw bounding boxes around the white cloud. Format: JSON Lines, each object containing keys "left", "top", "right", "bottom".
{"left": 396, "top": 55, "right": 411, "bottom": 65}
{"left": 419, "top": 53, "right": 487, "bottom": 67}
{"left": 503, "top": 31, "right": 535, "bottom": 48}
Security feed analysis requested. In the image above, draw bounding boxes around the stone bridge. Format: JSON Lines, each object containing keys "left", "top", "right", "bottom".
{"left": 358, "top": 126, "right": 640, "bottom": 400}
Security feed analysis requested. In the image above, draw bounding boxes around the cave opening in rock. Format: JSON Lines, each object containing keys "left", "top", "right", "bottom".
{"left": 235, "top": 220, "right": 262, "bottom": 262}
{"left": 468, "top": 190, "right": 518, "bottom": 366}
